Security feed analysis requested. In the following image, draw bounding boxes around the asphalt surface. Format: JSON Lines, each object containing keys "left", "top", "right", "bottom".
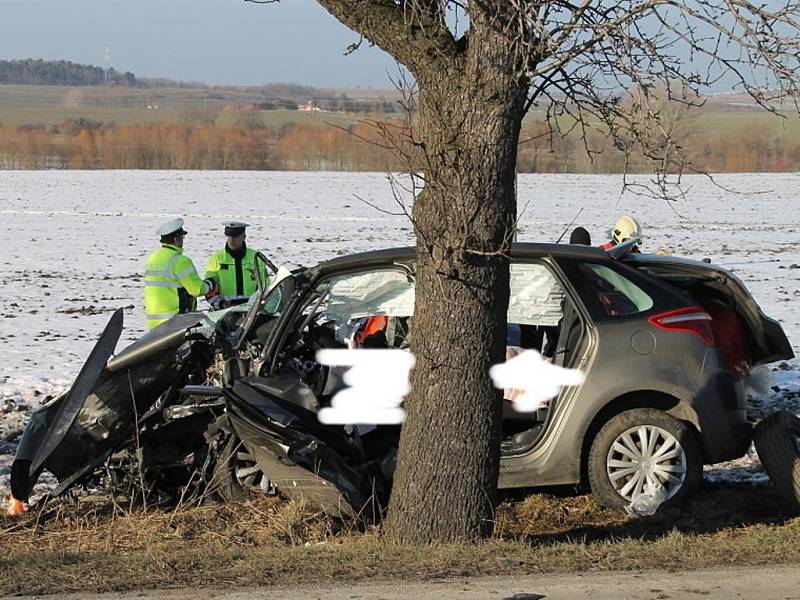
{"left": 11, "top": 565, "right": 800, "bottom": 599}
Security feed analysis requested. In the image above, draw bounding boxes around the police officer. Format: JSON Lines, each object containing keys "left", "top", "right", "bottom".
{"left": 143, "top": 218, "right": 218, "bottom": 330}
{"left": 205, "top": 221, "right": 265, "bottom": 310}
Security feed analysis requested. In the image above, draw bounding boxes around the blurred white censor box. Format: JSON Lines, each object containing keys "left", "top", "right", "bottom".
{"left": 316, "top": 349, "right": 414, "bottom": 425}
{"left": 316, "top": 347, "right": 585, "bottom": 425}
{"left": 490, "top": 348, "right": 585, "bottom": 413}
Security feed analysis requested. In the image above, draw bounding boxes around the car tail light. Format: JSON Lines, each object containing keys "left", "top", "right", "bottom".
{"left": 648, "top": 306, "right": 716, "bottom": 347}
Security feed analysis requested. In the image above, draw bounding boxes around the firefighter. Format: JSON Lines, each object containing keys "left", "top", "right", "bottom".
{"left": 205, "top": 221, "right": 266, "bottom": 310}
{"left": 143, "top": 218, "right": 218, "bottom": 330}
{"left": 601, "top": 214, "right": 642, "bottom": 251}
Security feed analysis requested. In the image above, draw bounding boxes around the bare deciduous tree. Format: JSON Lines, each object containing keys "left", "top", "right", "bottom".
{"left": 251, "top": 0, "right": 800, "bottom": 543}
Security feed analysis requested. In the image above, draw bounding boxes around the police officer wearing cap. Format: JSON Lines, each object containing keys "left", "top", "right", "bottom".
{"left": 205, "top": 221, "right": 266, "bottom": 310}
{"left": 143, "top": 218, "right": 218, "bottom": 329}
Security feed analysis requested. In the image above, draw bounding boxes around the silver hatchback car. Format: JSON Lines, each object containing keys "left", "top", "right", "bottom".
{"left": 12, "top": 243, "right": 793, "bottom": 513}
{"left": 260, "top": 243, "right": 793, "bottom": 509}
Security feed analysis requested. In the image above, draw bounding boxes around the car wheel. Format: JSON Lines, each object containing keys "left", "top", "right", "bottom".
{"left": 588, "top": 408, "right": 702, "bottom": 510}
{"left": 754, "top": 410, "right": 800, "bottom": 513}
{"left": 210, "top": 436, "right": 271, "bottom": 501}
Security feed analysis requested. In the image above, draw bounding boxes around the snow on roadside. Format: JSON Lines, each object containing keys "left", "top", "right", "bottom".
{"left": 1, "top": 170, "right": 799, "bottom": 496}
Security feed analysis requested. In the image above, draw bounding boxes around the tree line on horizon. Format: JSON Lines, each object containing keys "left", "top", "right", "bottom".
{"left": 0, "top": 116, "right": 796, "bottom": 173}
{"left": 0, "top": 59, "right": 396, "bottom": 111}
{"left": 0, "top": 59, "right": 137, "bottom": 87}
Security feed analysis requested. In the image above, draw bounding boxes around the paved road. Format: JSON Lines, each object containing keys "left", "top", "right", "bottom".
{"left": 13, "top": 565, "right": 800, "bottom": 599}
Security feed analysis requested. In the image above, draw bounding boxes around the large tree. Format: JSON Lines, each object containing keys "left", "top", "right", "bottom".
{"left": 257, "top": 0, "right": 800, "bottom": 543}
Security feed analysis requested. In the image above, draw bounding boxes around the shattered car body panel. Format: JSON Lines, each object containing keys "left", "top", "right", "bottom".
{"left": 29, "top": 307, "right": 124, "bottom": 477}
{"left": 12, "top": 312, "right": 207, "bottom": 502}
{"left": 225, "top": 379, "right": 379, "bottom": 518}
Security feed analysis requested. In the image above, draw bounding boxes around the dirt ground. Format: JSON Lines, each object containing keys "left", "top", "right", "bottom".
{"left": 11, "top": 565, "right": 800, "bottom": 600}
{"left": 2, "top": 483, "right": 799, "bottom": 597}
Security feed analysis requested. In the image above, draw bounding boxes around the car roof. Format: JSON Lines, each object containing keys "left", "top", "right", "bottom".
{"left": 316, "top": 242, "right": 609, "bottom": 276}
{"left": 619, "top": 252, "right": 730, "bottom": 273}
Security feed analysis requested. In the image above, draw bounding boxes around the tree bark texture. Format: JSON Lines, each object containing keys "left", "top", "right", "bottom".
{"left": 383, "top": 18, "right": 529, "bottom": 544}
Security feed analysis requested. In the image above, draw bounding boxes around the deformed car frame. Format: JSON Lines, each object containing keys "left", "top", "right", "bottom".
{"left": 11, "top": 258, "right": 391, "bottom": 518}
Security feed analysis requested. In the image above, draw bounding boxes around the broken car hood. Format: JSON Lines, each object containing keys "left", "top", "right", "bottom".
{"left": 11, "top": 310, "right": 201, "bottom": 501}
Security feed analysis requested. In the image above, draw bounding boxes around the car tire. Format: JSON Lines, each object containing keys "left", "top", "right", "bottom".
{"left": 588, "top": 408, "right": 702, "bottom": 511}
{"left": 209, "top": 436, "right": 270, "bottom": 501}
{"left": 753, "top": 410, "right": 800, "bottom": 513}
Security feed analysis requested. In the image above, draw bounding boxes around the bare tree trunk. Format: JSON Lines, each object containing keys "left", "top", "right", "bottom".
{"left": 385, "top": 25, "right": 528, "bottom": 544}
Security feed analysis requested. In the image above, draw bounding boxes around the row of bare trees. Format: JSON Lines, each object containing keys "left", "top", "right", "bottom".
{"left": 0, "top": 123, "right": 271, "bottom": 170}
{"left": 517, "top": 121, "right": 800, "bottom": 173}
{"left": 1, "top": 116, "right": 798, "bottom": 172}
{"left": 0, "top": 121, "right": 394, "bottom": 170}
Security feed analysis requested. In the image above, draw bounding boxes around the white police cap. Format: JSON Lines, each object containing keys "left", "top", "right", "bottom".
{"left": 157, "top": 217, "right": 187, "bottom": 237}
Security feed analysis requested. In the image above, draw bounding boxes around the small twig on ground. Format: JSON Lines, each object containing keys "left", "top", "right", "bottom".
{"left": 127, "top": 370, "right": 148, "bottom": 512}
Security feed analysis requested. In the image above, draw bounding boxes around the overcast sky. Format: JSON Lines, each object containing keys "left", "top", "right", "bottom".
{"left": 1, "top": 0, "right": 398, "bottom": 88}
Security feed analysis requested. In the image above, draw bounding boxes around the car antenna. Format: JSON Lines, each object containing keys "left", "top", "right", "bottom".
{"left": 555, "top": 207, "right": 584, "bottom": 243}
{"left": 717, "top": 258, "right": 781, "bottom": 267}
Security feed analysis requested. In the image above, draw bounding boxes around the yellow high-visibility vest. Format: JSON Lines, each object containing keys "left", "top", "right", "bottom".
{"left": 205, "top": 246, "right": 267, "bottom": 304}
{"left": 143, "top": 244, "right": 211, "bottom": 329}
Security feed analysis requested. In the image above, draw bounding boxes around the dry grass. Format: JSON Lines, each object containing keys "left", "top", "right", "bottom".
{"left": 1, "top": 484, "right": 799, "bottom": 595}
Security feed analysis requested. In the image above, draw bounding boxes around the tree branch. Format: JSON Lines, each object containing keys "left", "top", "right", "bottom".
{"left": 314, "top": 0, "right": 459, "bottom": 74}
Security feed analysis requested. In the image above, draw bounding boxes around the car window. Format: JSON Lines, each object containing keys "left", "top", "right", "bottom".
{"left": 507, "top": 262, "right": 569, "bottom": 359}
{"left": 326, "top": 269, "right": 415, "bottom": 322}
{"left": 319, "top": 269, "right": 415, "bottom": 349}
{"left": 578, "top": 263, "right": 654, "bottom": 317}
{"left": 260, "top": 270, "right": 292, "bottom": 317}
{"left": 307, "top": 263, "right": 572, "bottom": 355}
{"left": 508, "top": 262, "right": 565, "bottom": 326}
{"left": 235, "top": 268, "right": 295, "bottom": 352}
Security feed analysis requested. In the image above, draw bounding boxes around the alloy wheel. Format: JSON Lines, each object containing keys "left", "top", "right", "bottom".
{"left": 606, "top": 424, "right": 687, "bottom": 502}
{"left": 234, "top": 447, "right": 271, "bottom": 494}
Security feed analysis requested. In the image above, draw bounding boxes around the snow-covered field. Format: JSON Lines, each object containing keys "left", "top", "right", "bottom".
{"left": 1, "top": 170, "right": 799, "bottom": 494}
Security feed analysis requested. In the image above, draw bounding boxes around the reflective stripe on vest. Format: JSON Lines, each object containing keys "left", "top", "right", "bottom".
{"left": 175, "top": 265, "right": 197, "bottom": 279}
{"left": 145, "top": 269, "right": 174, "bottom": 278}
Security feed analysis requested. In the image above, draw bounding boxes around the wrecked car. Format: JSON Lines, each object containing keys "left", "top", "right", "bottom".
{"left": 11, "top": 243, "right": 794, "bottom": 516}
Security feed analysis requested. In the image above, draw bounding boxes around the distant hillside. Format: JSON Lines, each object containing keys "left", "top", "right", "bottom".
{"left": 0, "top": 59, "right": 136, "bottom": 86}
